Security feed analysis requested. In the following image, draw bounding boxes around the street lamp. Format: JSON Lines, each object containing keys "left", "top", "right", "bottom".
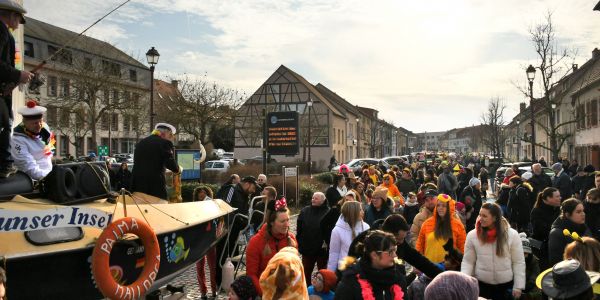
{"left": 516, "top": 120, "right": 520, "bottom": 161}
{"left": 526, "top": 64, "right": 536, "bottom": 161}
{"left": 404, "top": 133, "right": 409, "bottom": 155}
{"left": 307, "top": 98, "right": 313, "bottom": 177}
{"left": 146, "top": 46, "right": 160, "bottom": 128}
{"left": 356, "top": 117, "right": 360, "bottom": 158}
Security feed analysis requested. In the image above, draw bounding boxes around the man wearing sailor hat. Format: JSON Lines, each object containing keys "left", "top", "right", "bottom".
{"left": 10, "top": 100, "right": 54, "bottom": 180}
{"left": 0, "top": 0, "right": 34, "bottom": 177}
{"left": 131, "top": 122, "right": 180, "bottom": 200}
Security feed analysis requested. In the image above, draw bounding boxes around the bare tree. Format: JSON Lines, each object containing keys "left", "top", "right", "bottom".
{"left": 159, "top": 76, "right": 244, "bottom": 145}
{"left": 481, "top": 97, "right": 508, "bottom": 158}
{"left": 515, "top": 12, "right": 577, "bottom": 162}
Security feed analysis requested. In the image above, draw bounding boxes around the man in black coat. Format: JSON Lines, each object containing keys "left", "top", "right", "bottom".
{"left": 131, "top": 123, "right": 180, "bottom": 199}
{"left": 297, "top": 191, "right": 329, "bottom": 283}
{"left": 0, "top": 4, "right": 32, "bottom": 177}
{"left": 551, "top": 162, "right": 572, "bottom": 200}
{"left": 529, "top": 163, "right": 552, "bottom": 199}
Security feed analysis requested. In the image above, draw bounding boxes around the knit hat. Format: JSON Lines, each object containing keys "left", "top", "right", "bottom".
{"left": 230, "top": 275, "right": 257, "bottom": 300}
{"left": 424, "top": 271, "right": 479, "bottom": 300}
{"left": 455, "top": 201, "right": 465, "bottom": 212}
{"left": 520, "top": 232, "right": 532, "bottom": 254}
{"left": 468, "top": 177, "right": 480, "bottom": 187}
{"left": 521, "top": 171, "right": 533, "bottom": 181}
{"left": 552, "top": 162, "right": 563, "bottom": 172}
{"left": 373, "top": 187, "right": 388, "bottom": 200}
{"left": 317, "top": 269, "right": 337, "bottom": 293}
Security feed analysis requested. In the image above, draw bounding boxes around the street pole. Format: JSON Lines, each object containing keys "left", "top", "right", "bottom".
{"left": 356, "top": 118, "right": 360, "bottom": 158}
{"left": 307, "top": 99, "right": 313, "bottom": 177}
{"left": 529, "top": 80, "right": 535, "bottom": 162}
{"left": 149, "top": 65, "right": 155, "bottom": 128}
{"left": 405, "top": 134, "right": 409, "bottom": 155}
{"left": 262, "top": 108, "right": 267, "bottom": 175}
{"left": 516, "top": 121, "right": 520, "bottom": 161}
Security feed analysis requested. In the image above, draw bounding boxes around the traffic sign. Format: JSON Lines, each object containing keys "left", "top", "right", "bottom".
{"left": 98, "top": 145, "right": 109, "bottom": 156}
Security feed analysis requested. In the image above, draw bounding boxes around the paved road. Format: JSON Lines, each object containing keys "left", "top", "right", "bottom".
{"left": 159, "top": 214, "right": 299, "bottom": 299}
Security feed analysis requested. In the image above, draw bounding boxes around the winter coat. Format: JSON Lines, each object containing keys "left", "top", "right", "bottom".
{"left": 552, "top": 170, "right": 573, "bottom": 200}
{"left": 246, "top": 223, "right": 297, "bottom": 295}
{"left": 460, "top": 185, "right": 482, "bottom": 231}
{"left": 365, "top": 203, "right": 392, "bottom": 227}
{"left": 348, "top": 230, "right": 442, "bottom": 280}
{"left": 297, "top": 203, "right": 329, "bottom": 257}
{"left": 547, "top": 217, "right": 591, "bottom": 267}
{"left": 572, "top": 175, "right": 586, "bottom": 199}
{"left": 409, "top": 206, "right": 433, "bottom": 247}
{"left": 496, "top": 184, "right": 511, "bottom": 207}
{"left": 131, "top": 134, "right": 179, "bottom": 199}
{"left": 461, "top": 221, "right": 526, "bottom": 291}
{"left": 321, "top": 206, "right": 341, "bottom": 246}
{"left": 530, "top": 201, "right": 560, "bottom": 243}
{"left": 334, "top": 258, "right": 407, "bottom": 300}
{"left": 416, "top": 200, "right": 466, "bottom": 263}
{"left": 584, "top": 201, "right": 600, "bottom": 241}
{"left": 326, "top": 185, "right": 346, "bottom": 207}
{"left": 115, "top": 168, "right": 132, "bottom": 190}
{"left": 11, "top": 124, "right": 53, "bottom": 180}
{"left": 437, "top": 172, "right": 458, "bottom": 199}
{"left": 581, "top": 174, "right": 597, "bottom": 201}
{"left": 403, "top": 202, "right": 420, "bottom": 225}
{"left": 529, "top": 173, "right": 552, "bottom": 200}
{"left": 327, "top": 217, "right": 370, "bottom": 271}
{"left": 380, "top": 182, "right": 404, "bottom": 206}
{"left": 396, "top": 178, "right": 417, "bottom": 196}
{"left": 507, "top": 183, "right": 533, "bottom": 229}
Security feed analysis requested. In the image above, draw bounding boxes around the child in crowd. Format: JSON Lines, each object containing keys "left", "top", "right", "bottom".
{"left": 520, "top": 232, "right": 542, "bottom": 299}
{"left": 403, "top": 192, "right": 420, "bottom": 225}
{"left": 307, "top": 269, "right": 337, "bottom": 300}
{"left": 227, "top": 275, "right": 257, "bottom": 300}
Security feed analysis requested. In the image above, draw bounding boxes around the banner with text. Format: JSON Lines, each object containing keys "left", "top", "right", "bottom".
{"left": 267, "top": 111, "right": 300, "bottom": 155}
{"left": 0, "top": 207, "right": 114, "bottom": 232}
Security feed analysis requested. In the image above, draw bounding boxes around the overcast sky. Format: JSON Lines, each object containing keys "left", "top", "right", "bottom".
{"left": 25, "top": 0, "right": 600, "bottom": 132}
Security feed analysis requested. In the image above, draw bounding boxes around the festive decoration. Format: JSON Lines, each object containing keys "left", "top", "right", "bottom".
{"left": 26, "top": 99, "right": 37, "bottom": 108}
{"left": 275, "top": 197, "right": 287, "bottom": 211}
{"left": 563, "top": 229, "right": 583, "bottom": 243}
{"left": 357, "top": 274, "right": 404, "bottom": 300}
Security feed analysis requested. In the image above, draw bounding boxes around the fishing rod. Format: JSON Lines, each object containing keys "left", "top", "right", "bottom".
{"left": 4, "top": 0, "right": 132, "bottom": 95}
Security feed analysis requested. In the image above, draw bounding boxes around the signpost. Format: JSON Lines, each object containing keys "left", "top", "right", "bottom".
{"left": 282, "top": 166, "right": 300, "bottom": 208}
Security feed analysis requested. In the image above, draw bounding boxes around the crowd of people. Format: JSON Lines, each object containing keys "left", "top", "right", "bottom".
{"left": 187, "top": 152, "right": 600, "bottom": 300}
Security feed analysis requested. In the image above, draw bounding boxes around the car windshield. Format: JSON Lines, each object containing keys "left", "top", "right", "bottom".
{"left": 205, "top": 162, "right": 214, "bottom": 168}
{"left": 214, "top": 162, "right": 225, "bottom": 168}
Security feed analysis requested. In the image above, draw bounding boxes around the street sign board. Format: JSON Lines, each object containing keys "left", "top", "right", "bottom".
{"left": 266, "top": 111, "right": 299, "bottom": 155}
{"left": 284, "top": 167, "right": 297, "bottom": 177}
{"left": 98, "top": 145, "right": 109, "bottom": 156}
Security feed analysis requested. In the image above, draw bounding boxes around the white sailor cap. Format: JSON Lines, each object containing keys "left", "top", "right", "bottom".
{"left": 17, "top": 100, "right": 46, "bottom": 119}
{"left": 0, "top": 0, "right": 27, "bottom": 23}
{"left": 154, "top": 122, "right": 176, "bottom": 134}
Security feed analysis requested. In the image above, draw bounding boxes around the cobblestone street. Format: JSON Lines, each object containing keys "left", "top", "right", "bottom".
{"left": 160, "top": 214, "right": 299, "bottom": 299}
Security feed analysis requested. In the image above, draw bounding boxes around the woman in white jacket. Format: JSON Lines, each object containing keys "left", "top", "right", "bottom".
{"left": 461, "top": 202, "right": 525, "bottom": 300}
{"left": 327, "top": 201, "right": 370, "bottom": 271}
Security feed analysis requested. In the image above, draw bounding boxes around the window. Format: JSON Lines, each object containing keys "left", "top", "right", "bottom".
{"left": 103, "top": 89, "right": 110, "bottom": 106}
{"left": 59, "top": 78, "right": 69, "bottom": 97}
{"left": 48, "top": 45, "right": 72, "bottom": 65}
{"left": 59, "top": 109, "right": 69, "bottom": 127}
{"left": 101, "top": 114, "right": 109, "bottom": 130}
{"left": 591, "top": 99, "right": 598, "bottom": 127}
{"left": 577, "top": 104, "right": 585, "bottom": 129}
{"left": 46, "top": 106, "right": 57, "bottom": 126}
{"left": 112, "top": 89, "right": 120, "bottom": 104}
{"left": 587, "top": 101, "right": 592, "bottom": 128}
{"left": 60, "top": 136, "right": 69, "bottom": 157}
{"left": 132, "top": 116, "right": 139, "bottom": 131}
{"left": 111, "top": 139, "right": 118, "bottom": 153}
{"left": 76, "top": 137, "right": 84, "bottom": 156}
{"left": 123, "top": 115, "right": 130, "bottom": 131}
{"left": 129, "top": 69, "right": 137, "bottom": 82}
{"left": 111, "top": 113, "right": 118, "bottom": 131}
{"left": 87, "top": 137, "right": 93, "bottom": 154}
{"left": 100, "top": 138, "right": 109, "bottom": 148}
{"left": 84, "top": 57, "right": 93, "bottom": 71}
{"left": 24, "top": 42, "right": 34, "bottom": 57}
{"left": 102, "top": 60, "right": 120, "bottom": 77}
{"left": 47, "top": 76, "right": 57, "bottom": 97}
{"left": 132, "top": 93, "right": 140, "bottom": 109}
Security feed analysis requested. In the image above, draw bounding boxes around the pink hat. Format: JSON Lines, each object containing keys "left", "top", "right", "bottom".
{"left": 455, "top": 201, "right": 465, "bottom": 212}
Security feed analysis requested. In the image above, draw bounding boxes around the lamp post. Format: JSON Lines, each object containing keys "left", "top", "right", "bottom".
{"left": 405, "top": 133, "right": 409, "bottom": 155}
{"left": 526, "top": 64, "right": 536, "bottom": 161}
{"left": 307, "top": 98, "right": 313, "bottom": 177}
{"left": 146, "top": 47, "right": 160, "bottom": 128}
{"left": 516, "top": 120, "right": 520, "bottom": 161}
{"left": 356, "top": 117, "right": 360, "bottom": 158}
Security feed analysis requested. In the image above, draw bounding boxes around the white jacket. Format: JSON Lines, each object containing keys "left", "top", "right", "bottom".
{"left": 461, "top": 225, "right": 526, "bottom": 290}
{"left": 327, "top": 216, "right": 369, "bottom": 271}
{"left": 11, "top": 126, "right": 53, "bottom": 180}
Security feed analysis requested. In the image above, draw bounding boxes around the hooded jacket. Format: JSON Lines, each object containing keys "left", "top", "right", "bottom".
{"left": 259, "top": 247, "right": 308, "bottom": 299}
{"left": 380, "top": 182, "right": 404, "bottom": 206}
{"left": 416, "top": 199, "right": 466, "bottom": 263}
{"left": 409, "top": 206, "right": 433, "bottom": 247}
{"left": 246, "top": 223, "right": 298, "bottom": 295}
{"left": 548, "top": 217, "right": 591, "bottom": 267}
{"left": 507, "top": 183, "right": 533, "bottom": 228}
{"left": 461, "top": 219, "right": 526, "bottom": 291}
{"left": 327, "top": 216, "right": 370, "bottom": 271}
{"left": 297, "top": 203, "right": 329, "bottom": 256}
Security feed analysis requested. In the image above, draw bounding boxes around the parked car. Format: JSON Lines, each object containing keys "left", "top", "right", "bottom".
{"left": 381, "top": 156, "right": 408, "bottom": 168}
{"left": 331, "top": 158, "right": 381, "bottom": 174}
{"left": 204, "top": 160, "right": 231, "bottom": 173}
{"left": 223, "top": 152, "right": 234, "bottom": 160}
{"left": 493, "top": 162, "right": 552, "bottom": 191}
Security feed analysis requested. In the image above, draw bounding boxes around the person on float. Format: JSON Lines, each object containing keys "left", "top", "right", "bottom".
{"left": 334, "top": 230, "right": 406, "bottom": 299}
{"left": 461, "top": 202, "right": 525, "bottom": 300}
{"left": 10, "top": 100, "right": 54, "bottom": 180}
{"left": 131, "top": 122, "right": 180, "bottom": 201}
{"left": 416, "top": 194, "right": 466, "bottom": 264}
{"left": 245, "top": 196, "right": 297, "bottom": 296}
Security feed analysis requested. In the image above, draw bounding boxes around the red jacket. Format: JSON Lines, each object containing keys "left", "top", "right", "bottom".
{"left": 245, "top": 223, "right": 297, "bottom": 295}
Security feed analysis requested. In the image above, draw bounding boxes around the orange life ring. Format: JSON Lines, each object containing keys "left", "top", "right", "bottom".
{"left": 92, "top": 217, "right": 161, "bottom": 299}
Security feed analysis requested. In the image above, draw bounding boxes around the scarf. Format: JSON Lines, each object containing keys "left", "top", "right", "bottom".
{"left": 337, "top": 185, "right": 347, "bottom": 197}
{"left": 14, "top": 123, "right": 55, "bottom": 156}
{"left": 357, "top": 259, "right": 404, "bottom": 300}
{"left": 476, "top": 219, "right": 496, "bottom": 243}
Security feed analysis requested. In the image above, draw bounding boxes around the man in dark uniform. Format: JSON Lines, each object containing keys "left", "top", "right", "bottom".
{"left": 131, "top": 123, "right": 180, "bottom": 200}
{"left": 0, "top": 1, "right": 33, "bottom": 177}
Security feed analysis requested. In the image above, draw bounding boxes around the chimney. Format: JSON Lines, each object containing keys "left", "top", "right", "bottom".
{"left": 171, "top": 80, "right": 179, "bottom": 89}
{"left": 593, "top": 48, "right": 600, "bottom": 59}
{"left": 573, "top": 63, "right": 578, "bottom": 71}
{"left": 520, "top": 102, "right": 526, "bottom": 112}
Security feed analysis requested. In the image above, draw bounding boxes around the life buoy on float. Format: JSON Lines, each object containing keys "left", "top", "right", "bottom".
{"left": 92, "top": 217, "right": 161, "bottom": 300}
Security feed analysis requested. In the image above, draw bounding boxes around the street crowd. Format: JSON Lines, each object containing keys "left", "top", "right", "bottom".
{"left": 192, "top": 153, "right": 600, "bottom": 300}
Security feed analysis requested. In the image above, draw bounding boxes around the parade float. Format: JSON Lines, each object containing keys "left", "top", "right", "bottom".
{"left": 0, "top": 161, "right": 232, "bottom": 299}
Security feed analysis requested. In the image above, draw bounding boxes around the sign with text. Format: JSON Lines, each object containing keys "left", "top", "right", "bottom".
{"left": 267, "top": 111, "right": 299, "bottom": 155}
{"left": 284, "top": 167, "right": 297, "bottom": 177}
{"left": 0, "top": 207, "right": 114, "bottom": 232}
